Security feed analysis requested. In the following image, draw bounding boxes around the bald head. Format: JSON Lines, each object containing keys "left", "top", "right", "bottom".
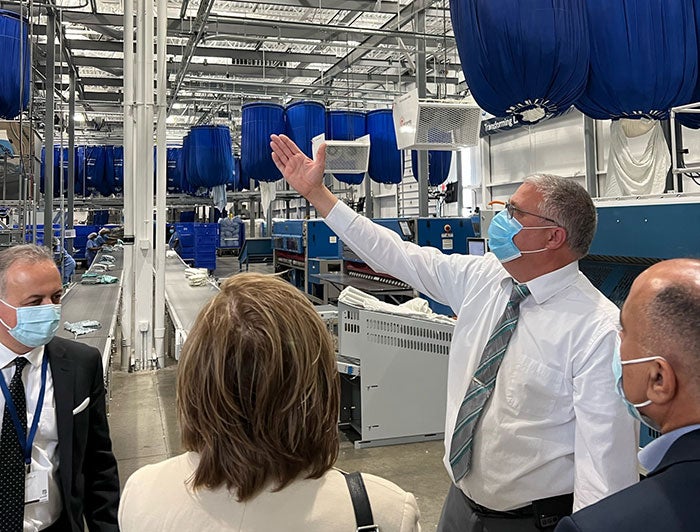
{"left": 627, "top": 259, "right": 700, "bottom": 389}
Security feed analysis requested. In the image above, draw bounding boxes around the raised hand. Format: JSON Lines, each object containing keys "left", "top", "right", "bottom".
{"left": 270, "top": 134, "right": 338, "bottom": 216}
{"left": 270, "top": 134, "right": 326, "bottom": 198}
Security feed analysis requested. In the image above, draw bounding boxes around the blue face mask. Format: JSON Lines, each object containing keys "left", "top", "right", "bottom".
{"left": 612, "top": 343, "right": 663, "bottom": 432}
{"left": 0, "top": 300, "right": 62, "bottom": 348}
{"left": 487, "top": 210, "right": 557, "bottom": 263}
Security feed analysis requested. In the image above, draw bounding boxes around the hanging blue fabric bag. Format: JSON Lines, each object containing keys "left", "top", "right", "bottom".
{"left": 112, "top": 146, "right": 124, "bottom": 194}
{"left": 179, "top": 134, "right": 197, "bottom": 195}
{"left": 103, "top": 145, "right": 116, "bottom": 195}
{"left": 576, "top": 0, "right": 697, "bottom": 120}
{"left": 0, "top": 10, "right": 30, "bottom": 119}
{"left": 40, "top": 146, "right": 69, "bottom": 197}
{"left": 74, "top": 146, "right": 88, "bottom": 195}
{"left": 678, "top": 0, "right": 700, "bottom": 128}
{"left": 167, "top": 147, "right": 182, "bottom": 193}
{"left": 326, "top": 110, "right": 366, "bottom": 184}
{"left": 285, "top": 101, "right": 326, "bottom": 158}
{"left": 450, "top": 0, "right": 589, "bottom": 124}
{"left": 411, "top": 150, "right": 452, "bottom": 186}
{"left": 367, "top": 109, "right": 403, "bottom": 185}
{"left": 186, "top": 125, "right": 234, "bottom": 188}
{"left": 228, "top": 156, "right": 247, "bottom": 191}
{"left": 85, "top": 145, "right": 109, "bottom": 196}
{"left": 241, "top": 103, "right": 285, "bottom": 183}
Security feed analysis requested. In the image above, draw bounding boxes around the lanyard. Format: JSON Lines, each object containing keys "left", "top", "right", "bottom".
{"left": 0, "top": 355, "right": 49, "bottom": 470}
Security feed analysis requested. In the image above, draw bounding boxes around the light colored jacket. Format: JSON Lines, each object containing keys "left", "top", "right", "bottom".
{"left": 119, "top": 452, "right": 421, "bottom": 532}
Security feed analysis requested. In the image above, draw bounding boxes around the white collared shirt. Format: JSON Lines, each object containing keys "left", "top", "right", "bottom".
{"left": 325, "top": 201, "right": 639, "bottom": 511}
{"left": 0, "top": 342, "right": 62, "bottom": 531}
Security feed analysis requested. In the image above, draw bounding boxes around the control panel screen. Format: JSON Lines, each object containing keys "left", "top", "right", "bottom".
{"left": 398, "top": 220, "right": 413, "bottom": 239}
{"left": 467, "top": 237, "right": 487, "bottom": 256}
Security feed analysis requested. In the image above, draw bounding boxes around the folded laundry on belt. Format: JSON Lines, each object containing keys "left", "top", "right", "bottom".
{"left": 80, "top": 273, "right": 118, "bottom": 284}
{"left": 64, "top": 320, "right": 102, "bottom": 337}
{"left": 183, "top": 267, "right": 210, "bottom": 287}
{"left": 80, "top": 273, "right": 99, "bottom": 284}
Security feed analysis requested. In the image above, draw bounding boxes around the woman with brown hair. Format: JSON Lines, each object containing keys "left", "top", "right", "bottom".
{"left": 118, "top": 273, "right": 420, "bottom": 531}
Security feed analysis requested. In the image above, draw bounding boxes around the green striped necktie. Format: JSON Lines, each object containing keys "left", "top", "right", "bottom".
{"left": 449, "top": 281, "right": 530, "bottom": 482}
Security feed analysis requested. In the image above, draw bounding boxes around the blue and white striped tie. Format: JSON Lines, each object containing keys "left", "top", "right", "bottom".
{"left": 449, "top": 281, "right": 530, "bottom": 482}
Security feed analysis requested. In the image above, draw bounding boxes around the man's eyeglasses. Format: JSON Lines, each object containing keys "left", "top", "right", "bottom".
{"left": 504, "top": 202, "right": 560, "bottom": 226}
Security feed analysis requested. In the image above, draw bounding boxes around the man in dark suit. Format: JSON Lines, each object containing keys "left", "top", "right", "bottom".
{"left": 0, "top": 244, "right": 119, "bottom": 531}
{"left": 556, "top": 258, "right": 700, "bottom": 532}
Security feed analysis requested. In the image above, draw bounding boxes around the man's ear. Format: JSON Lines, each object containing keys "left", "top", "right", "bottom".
{"left": 546, "top": 226, "right": 567, "bottom": 250}
{"left": 648, "top": 358, "right": 677, "bottom": 405}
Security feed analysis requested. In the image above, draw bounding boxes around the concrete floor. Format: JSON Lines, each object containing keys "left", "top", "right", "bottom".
{"left": 108, "top": 255, "right": 451, "bottom": 529}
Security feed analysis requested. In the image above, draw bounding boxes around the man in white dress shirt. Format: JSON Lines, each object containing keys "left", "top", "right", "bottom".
{"left": 0, "top": 244, "right": 119, "bottom": 532}
{"left": 270, "top": 134, "right": 638, "bottom": 532}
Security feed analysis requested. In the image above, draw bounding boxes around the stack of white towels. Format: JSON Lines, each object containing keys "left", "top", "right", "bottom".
{"left": 338, "top": 286, "right": 455, "bottom": 325}
{"left": 184, "top": 267, "right": 210, "bottom": 287}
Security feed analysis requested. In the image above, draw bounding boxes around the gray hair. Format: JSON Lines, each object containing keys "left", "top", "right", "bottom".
{"left": 0, "top": 244, "right": 55, "bottom": 297}
{"left": 524, "top": 174, "right": 597, "bottom": 258}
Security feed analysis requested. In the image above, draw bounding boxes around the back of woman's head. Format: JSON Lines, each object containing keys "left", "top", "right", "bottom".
{"left": 177, "top": 273, "right": 340, "bottom": 501}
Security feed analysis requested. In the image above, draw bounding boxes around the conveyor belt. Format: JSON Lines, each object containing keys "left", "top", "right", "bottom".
{"left": 58, "top": 249, "right": 124, "bottom": 373}
{"left": 163, "top": 259, "right": 353, "bottom": 377}
{"left": 164, "top": 254, "right": 219, "bottom": 336}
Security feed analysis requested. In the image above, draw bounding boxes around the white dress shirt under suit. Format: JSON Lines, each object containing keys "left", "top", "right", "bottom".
{"left": 0, "top": 342, "right": 62, "bottom": 531}
{"left": 325, "top": 201, "right": 639, "bottom": 511}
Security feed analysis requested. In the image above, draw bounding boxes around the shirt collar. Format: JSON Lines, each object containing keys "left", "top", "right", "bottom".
{"left": 499, "top": 261, "right": 580, "bottom": 305}
{"left": 0, "top": 340, "right": 45, "bottom": 370}
{"left": 638, "top": 424, "right": 700, "bottom": 473}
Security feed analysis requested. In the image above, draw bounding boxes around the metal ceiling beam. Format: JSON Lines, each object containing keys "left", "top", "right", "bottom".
{"left": 59, "top": 38, "right": 462, "bottom": 71}
{"left": 47, "top": 55, "right": 458, "bottom": 85}
{"left": 83, "top": 91, "right": 123, "bottom": 103}
{"left": 168, "top": 0, "right": 217, "bottom": 112}
{"left": 56, "top": 39, "right": 459, "bottom": 74}
{"left": 303, "top": 0, "right": 445, "bottom": 96}
{"left": 179, "top": 0, "right": 190, "bottom": 20}
{"left": 138, "top": 1, "right": 449, "bottom": 20}
{"left": 57, "top": 12, "right": 453, "bottom": 46}
{"left": 179, "top": 77, "right": 400, "bottom": 98}
{"left": 227, "top": 0, "right": 412, "bottom": 14}
{"left": 62, "top": 38, "right": 340, "bottom": 65}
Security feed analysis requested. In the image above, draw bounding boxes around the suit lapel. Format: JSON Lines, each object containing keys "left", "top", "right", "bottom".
{"left": 46, "top": 339, "right": 74, "bottom": 505}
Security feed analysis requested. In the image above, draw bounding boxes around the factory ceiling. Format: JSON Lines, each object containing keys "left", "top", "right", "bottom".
{"left": 12, "top": 0, "right": 464, "bottom": 143}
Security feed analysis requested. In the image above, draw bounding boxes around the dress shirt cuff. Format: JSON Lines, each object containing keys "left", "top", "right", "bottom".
{"left": 325, "top": 200, "right": 359, "bottom": 233}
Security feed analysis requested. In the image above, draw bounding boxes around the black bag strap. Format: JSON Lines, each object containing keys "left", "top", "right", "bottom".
{"left": 343, "top": 471, "right": 379, "bottom": 531}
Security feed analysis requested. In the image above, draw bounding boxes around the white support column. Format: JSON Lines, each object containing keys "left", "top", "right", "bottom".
{"left": 44, "top": 12, "right": 55, "bottom": 241}
{"left": 121, "top": 0, "right": 135, "bottom": 370}
{"left": 132, "top": 0, "right": 155, "bottom": 370}
{"left": 415, "top": 9, "right": 429, "bottom": 217}
{"left": 154, "top": 0, "right": 167, "bottom": 369}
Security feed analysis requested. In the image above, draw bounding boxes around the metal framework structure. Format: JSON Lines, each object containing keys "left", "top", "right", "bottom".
{"left": 13, "top": 0, "right": 463, "bottom": 143}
